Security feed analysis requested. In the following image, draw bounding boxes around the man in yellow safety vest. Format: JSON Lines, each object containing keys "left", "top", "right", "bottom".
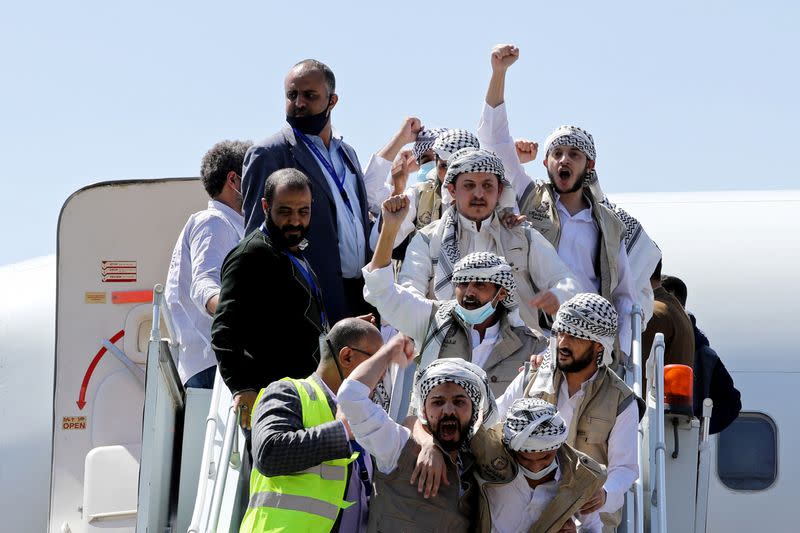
{"left": 239, "top": 317, "right": 384, "bottom": 533}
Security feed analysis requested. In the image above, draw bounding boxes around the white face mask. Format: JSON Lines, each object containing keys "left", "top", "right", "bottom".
{"left": 518, "top": 457, "right": 558, "bottom": 480}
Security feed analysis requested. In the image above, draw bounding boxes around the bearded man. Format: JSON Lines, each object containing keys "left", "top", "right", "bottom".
{"left": 338, "top": 349, "right": 514, "bottom": 533}
{"left": 498, "top": 293, "right": 644, "bottom": 532}
{"left": 479, "top": 44, "right": 664, "bottom": 359}
{"left": 212, "top": 168, "right": 328, "bottom": 429}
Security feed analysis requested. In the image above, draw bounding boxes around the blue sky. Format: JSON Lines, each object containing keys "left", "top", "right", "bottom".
{"left": 1, "top": 1, "right": 797, "bottom": 265}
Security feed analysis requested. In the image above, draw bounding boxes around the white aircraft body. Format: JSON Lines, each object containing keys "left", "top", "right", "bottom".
{"left": 0, "top": 180, "right": 797, "bottom": 532}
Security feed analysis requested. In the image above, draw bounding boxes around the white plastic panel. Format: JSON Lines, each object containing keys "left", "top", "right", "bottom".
{"left": 90, "top": 370, "right": 144, "bottom": 447}
{"left": 83, "top": 444, "right": 141, "bottom": 531}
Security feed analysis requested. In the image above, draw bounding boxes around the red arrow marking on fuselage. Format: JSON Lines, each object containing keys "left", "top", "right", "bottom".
{"left": 77, "top": 329, "right": 125, "bottom": 410}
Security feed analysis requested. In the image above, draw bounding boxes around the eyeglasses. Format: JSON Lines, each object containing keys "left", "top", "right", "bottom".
{"left": 347, "top": 346, "right": 374, "bottom": 357}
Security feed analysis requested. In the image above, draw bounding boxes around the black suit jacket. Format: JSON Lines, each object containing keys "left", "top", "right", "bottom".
{"left": 241, "top": 125, "right": 372, "bottom": 324}
{"left": 211, "top": 229, "right": 326, "bottom": 395}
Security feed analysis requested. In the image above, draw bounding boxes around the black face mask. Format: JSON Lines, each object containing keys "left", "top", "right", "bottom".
{"left": 286, "top": 100, "right": 332, "bottom": 136}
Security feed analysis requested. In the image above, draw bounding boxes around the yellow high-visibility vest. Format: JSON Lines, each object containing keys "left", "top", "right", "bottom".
{"left": 239, "top": 377, "right": 358, "bottom": 533}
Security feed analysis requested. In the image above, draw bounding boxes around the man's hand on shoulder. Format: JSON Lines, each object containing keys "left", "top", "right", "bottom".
{"left": 491, "top": 44, "right": 519, "bottom": 72}
{"left": 335, "top": 406, "right": 354, "bottom": 440}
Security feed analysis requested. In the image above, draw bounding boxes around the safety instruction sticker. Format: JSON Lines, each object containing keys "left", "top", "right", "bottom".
{"left": 62, "top": 416, "right": 87, "bottom": 430}
{"left": 84, "top": 292, "right": 107, "bottom": 304}
{"left": 101, "top": 260, "right": 137, "bottom": 283}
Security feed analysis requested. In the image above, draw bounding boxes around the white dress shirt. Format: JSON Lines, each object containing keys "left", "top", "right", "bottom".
{"left": 553, "top": 196, "right": 636, "bottom": 354}
{"left": 338, "top": 378, "right": 412, "bottom": 474}
{"left": 164, "top": 200, "right": 244, "bottom": 384}
{"left": 305, "top": 133, "right": 369, "bottom": 278}
{"left": 485, "top": 467, "right": 602, "bottom": 533}
{"left": 497, "top": 369, "right": 639, "bottom": 514}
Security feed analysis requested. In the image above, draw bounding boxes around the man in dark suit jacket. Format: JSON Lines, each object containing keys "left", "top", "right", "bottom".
{"left": 212, "top": 168, "right": 328, "bottom": 427}
{"left": 245, "top": 318, "right": 385, "bottom": 532}
{"left": 241, "top": 58, "right": 420, "bottom": 324}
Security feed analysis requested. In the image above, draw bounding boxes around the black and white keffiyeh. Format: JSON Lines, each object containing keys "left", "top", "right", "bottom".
{"left": 433, "top": 128, "right": 480, "bottom": 161}
{"left": 543, "top": 125, "right": 599, "bottom": 188}
{"left": 503, "top": 397, "right": 568, "bottom": 452}
{"left": 413, "top": 357, "right": 499, "bottom": 438}
{"left": 443, "top": 147, "right": 509, "bottom": 187}
{"left": 551, "top": 293, "right": 618, "bottom": 366}
{"left": 451, "top": 252, "right": 518, "bottom": 310}
{"left": 413, "top": 127, "right": 447, "bottom": 164}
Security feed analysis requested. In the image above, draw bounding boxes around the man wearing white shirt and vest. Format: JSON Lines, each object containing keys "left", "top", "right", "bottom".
{"left": 479, "top": 45, "right": 661, "bottom": 337}
{"left": 397, "top": 146, "right": 580, "bottom": 332}
{"left": 364, "top": 194, "right": 548, "bottom": 420}
{"left": 498, "top": 293, "right": 644, "bottom": 532}
{"left": 240, "top": 317, "right": 383, "bottom": 532}
{"left": 164, "top": 139, "right": 251, "bottom": 388}
{"left": 338, "top": 350, "right": 515, "bottom": 533}
{"left": 478, "top": 397, "right": 607, "bottom": 533}
{"left": 241, "top": 58, "right": 422, "bottom": 323}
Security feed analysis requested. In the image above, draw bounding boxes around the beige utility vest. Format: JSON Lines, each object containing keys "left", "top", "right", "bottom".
{"left": 473, "top": 425, "right": 608, "bottom": 533}
{"left": 367, "top": 438, "right": 474, "bottom": 533}
{"left": 413, "top": 178, "right": 443, "bottom": 229}
{"left": 416, "top": 215, "right": 543, "bottom": 330}
{"left": 524, "top": 367, "right": 642, "bottom": 532}
{"left": 419, "top": 302, "right": 549, "bottom": 397}
{"left": 524, "top": 367, "right": 638, "bottom": 471}
{"left": 519, "top": 183, "right": 625, "bottom": 304}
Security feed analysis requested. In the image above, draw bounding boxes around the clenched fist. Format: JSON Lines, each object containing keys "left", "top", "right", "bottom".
{"left": 515, "top": 139, "right": 539, "bottom": 164}
{"left": 381, "top": 195, "right": 410, "bottom": 231}
{"left": 491, "top": 44, "right": 520, "bottom": 72}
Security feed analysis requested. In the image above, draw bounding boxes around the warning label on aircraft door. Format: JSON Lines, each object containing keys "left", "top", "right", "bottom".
{"left": 62, "top": 416, "right": 87, "bottom": 430}
{"left": 101, "top": 260, "right": 137, "bottom": 283}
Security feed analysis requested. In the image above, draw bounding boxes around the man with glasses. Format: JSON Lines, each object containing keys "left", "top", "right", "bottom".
{"left": 241, "top": 317, "right": 384, "bottom": 533}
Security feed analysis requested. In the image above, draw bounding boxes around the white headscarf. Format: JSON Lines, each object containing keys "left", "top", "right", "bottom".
{"left": 432, "top": 128, "right": 480, "bottom": 161}
{"left": 451, "top": 252, "right": 518, "bottom": 310}
{"left": 413, "top": 358, "right": 499, "bottom": 438}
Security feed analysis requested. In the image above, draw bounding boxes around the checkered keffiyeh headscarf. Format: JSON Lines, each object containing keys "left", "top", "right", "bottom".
{"left": 433, "top": 129, "right": 480, "bottom": 161}
{"left": 413, "top": 358, "right": 499, "bottom": 438}
{"left": 413, "top": 127, "right": 447, "bottom": 164}
{"left": 443, "top": 147, "right": 509, "bottom": 187}
{"left": 451, "top": 252, "right": 518, "bottom": 310}
{"left": 551, "top": 293, "right": 618, "bottom": 366}
{"left": 503, "top": 398, "right": 567, "bottom": 452}
{"left": 543, "top": 125, "right": 599, "bottom": 188}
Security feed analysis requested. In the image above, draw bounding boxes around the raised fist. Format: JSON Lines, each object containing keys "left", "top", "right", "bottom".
{"left": 398, "top": 116, "right": 424, "bottom": 145}
{"left": 380, "top": 194, "right": 410, "bottom": 230}
{"left": 491, "top": 44, "right": 519, "bottom": 72}
{"left": 515, "top": 139, "right": 539, "bottom": 164}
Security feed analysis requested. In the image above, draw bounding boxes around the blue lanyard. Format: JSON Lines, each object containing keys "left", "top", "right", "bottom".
{"left": 260, "top": 224, "right": 327, "bottom": 328}
{"left": 293, "top": 128, "right": 355, "bottom": 217}
{"left": 350, "top": 440, "right": 373, "bottom": 497}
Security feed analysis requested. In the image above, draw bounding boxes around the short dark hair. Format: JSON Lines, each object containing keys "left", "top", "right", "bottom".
{"left": 320, "top": 318, "right": 381, "bottom": 361}
{"left": 650, "top": 259, "right": 663, "bottom": 281}
{"left": 292, "top": 59, "right": 336, "bottom": 95}
{"left": 661, "top": 275, "right": 688, "bottom": 307}
{"left": 200, "top": 139, "right": 252, "bottom": 198}
{"left": 263, "top": 168, "right": 311, "bottom": 206}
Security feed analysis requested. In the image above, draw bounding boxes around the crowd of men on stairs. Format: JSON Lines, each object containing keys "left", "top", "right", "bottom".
{"left": 164, "top": 43, "right": 741, "bottom": 533}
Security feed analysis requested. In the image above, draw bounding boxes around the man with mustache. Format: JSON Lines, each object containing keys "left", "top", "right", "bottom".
{"left": 338, "top": 350, "right": 513, "bottom": 532}
{"left": 500, "top": 293, "right": 643, "bottom": 532}
{"left": 397, "top": 146, "right": 580, "bottom": 333}
{"left": 479, "top": 44, "right": 662, "bottom": 361}
{"left": 212, "top": 168, "right": 327, "bottom": 429}
{"left": 241, "top": 58, "right": 421, "bottom": 324}
{"left": 363, "top": 194, "right": 548, "bottom": 423}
